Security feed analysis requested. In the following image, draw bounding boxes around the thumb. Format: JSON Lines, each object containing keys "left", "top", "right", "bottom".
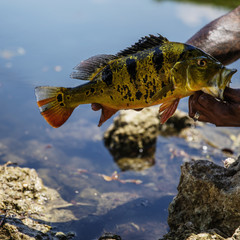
{"left": 188, "top": 91, "right": 203, "bottom": 117}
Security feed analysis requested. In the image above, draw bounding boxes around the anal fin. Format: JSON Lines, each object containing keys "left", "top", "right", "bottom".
{"left": 91, "top": 103, "right": 118, "bottom": 127}
{"left": 159, "top": 98, "right": 180, "bottom": 124}
{"left": 98, "top": 105, "right": 118, "bottom": 127}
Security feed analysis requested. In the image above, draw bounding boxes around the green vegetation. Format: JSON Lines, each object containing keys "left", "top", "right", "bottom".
{"left": 155, "top": 0, "right": 239, "bottom": 9}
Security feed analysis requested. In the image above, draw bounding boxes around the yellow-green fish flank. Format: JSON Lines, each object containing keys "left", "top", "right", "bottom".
{"left": 35, "top": 34, "right": 237, "bottom": 128}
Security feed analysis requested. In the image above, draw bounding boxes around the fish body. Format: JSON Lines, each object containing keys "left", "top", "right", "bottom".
{"left": 35, "top": 34, "right": 236, "bottom": 128}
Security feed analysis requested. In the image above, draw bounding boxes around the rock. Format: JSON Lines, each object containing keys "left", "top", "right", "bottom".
{"left": 104, "top": 107, "right": 194, "bottom": 171}
{"left": 161, "top": 157, "right": 240, "bottom": 240}
{"left": 96, "top": 192, "right": 139, "bottom": 216}
{"left": 104, "top": 108, "right": 159, "bottom": 171}
{"left": 159, "top": 109, "right": 195, "bottom": 137}
{"left": 114, "top": 157, "right": 155, "bottom": 171}
{"left": 0, "top": 162, "right": 76, "bottom": 240}
{"left": 98, "top": 233, "right": 122, "bottom": 240}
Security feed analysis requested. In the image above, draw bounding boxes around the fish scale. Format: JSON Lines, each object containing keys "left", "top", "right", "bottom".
{"left": 100, "top": 47, "right": 170, "bottom": 107}
{"left": 35, "top": 34, "right": 237, "bottom": 128}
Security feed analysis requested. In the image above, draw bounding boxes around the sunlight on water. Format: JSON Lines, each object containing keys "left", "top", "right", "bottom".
{"left": 0, "top": 0, "right": 239, "bottom": 239}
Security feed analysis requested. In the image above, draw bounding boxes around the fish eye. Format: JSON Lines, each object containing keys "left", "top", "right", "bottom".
{"left": 197, "top": 59, "right": 207, "bottom": 67}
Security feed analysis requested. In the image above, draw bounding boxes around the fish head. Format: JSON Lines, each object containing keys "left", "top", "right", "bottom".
{"left": 172, "top": 50, "right": 237, "bottom": 99}
{"left": 201, "top": 67, "right": 237, "bottom": 99}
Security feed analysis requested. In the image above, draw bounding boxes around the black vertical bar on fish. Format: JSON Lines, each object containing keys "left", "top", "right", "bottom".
{"left": 152, "top": 47, "right": 164, "bottom": 73}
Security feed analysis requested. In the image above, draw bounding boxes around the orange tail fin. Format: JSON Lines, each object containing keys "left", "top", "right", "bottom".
{"left": 35, "top": 86, "right": 75, "bottom": 128}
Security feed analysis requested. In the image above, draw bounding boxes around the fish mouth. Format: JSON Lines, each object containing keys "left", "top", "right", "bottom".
{"left": 202, "top": 68, "right": 237, "bottom": 99}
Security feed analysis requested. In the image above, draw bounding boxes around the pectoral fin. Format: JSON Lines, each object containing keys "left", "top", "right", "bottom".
{"left": 159, "top": 98, "right": 180, "bottom": 124}
{"left": 150, "top": 82, "right": 174, "bottom": 103}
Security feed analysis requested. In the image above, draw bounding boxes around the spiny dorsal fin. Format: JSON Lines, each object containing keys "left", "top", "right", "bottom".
{"left": 117, "top": 34, "right": 169, "bottom": 57}
{"left": 70, "top": 54, "right": 116, "bottom": 80}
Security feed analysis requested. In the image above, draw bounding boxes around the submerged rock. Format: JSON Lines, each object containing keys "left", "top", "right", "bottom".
{"left": 104, "top": 108, "right": 159, "bottom": 171}
{"left": 104, "top": 107, "right": 194, "bottom": 171}
{"left": 158, "top": 109, "right": 195, "bottom": 137}
{"left": 98, "top": 233, "right": 122, "bottom": 240}
{"left": 0, "top": 162, "right": 76, "bottom": 240}
{"left": 161, "top": 157, "right": 240, "bottom": 240}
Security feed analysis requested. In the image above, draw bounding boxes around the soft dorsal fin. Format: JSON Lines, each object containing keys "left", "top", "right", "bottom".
{"left": 70, "top": 54, "right": 116, "bottom": 80}
{"left": 71, "top": 34, "right": 169, "bottom": 80}
{"left": 117, "top": 34, "right": 169, "bottom": 57}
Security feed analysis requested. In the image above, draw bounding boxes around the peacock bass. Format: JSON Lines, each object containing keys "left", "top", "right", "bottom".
{"left": 35, "top": 34, "right": 236, "bottom": 128}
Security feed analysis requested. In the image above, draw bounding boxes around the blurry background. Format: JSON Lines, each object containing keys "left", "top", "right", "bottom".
{"left": 0, "top": 0, "right": 239, "bottom": 239}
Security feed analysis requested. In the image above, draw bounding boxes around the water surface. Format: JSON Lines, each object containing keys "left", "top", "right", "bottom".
{"left": 0, "top": 1, "right": 239, "bottom": 239}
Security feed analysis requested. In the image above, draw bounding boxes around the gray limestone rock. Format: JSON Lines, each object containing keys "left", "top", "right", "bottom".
{"left": 0, "top": 162, "right": 76, "bottom": 240}
{"left": 161, "top": 157, "right": 240, "bottom": 240}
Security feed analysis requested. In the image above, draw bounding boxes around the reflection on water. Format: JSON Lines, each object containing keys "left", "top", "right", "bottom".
{"left": 104, "top": 109, "right": 159, "bottom": 171}
{"left": 0, "top": 0, "right": 239, "bottom": 239}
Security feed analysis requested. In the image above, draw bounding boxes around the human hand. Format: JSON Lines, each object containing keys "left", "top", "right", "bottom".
{"left": 189, "top": 87, "right": 240, "bottom": 126}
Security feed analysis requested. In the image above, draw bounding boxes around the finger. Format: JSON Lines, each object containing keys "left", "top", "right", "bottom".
{"left": 189, "top": 93, "right": 225, "bottom": 124}
{"left": 189, "top": 90, "right": 240, "bottom": 126}
{"left": 194, "top": 112, "right": 211, "bottom": 123}
{"left": 197, "top": 93, "right": 232, "bottom": 116}
{"left": 198, "top": 93, "right": 221, "bottom": 108}
{"left": 91, "top": 103, "right": 102, "bottom": 111}
{"left": 224, "top": 87, "right": 240, "bottom": 103}
{"left": 197, "top": 94, "right": 236, "bottom": 125}
{"left": 188, "top": 91, "right": 203, "bottom": 117}
{"left": 188, "top": 95, "right": 195, "bottom": 117}
{"left": 197, "top": 94, "right": 226, "bottom": 117}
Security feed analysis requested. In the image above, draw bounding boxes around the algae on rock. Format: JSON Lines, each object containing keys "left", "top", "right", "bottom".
{"left": 0, "top": 163, "right": 76, "bottom": 240}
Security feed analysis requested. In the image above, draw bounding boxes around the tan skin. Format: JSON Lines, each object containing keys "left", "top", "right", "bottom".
{"left": 187, "top": 6, "right": 240, "bottom": 126}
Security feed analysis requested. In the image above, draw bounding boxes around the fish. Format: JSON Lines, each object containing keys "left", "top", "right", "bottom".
{"left": 35, "top": 34, "right": 237, "bottom": 128}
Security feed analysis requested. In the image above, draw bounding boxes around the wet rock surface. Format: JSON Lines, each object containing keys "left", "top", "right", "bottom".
{"left": 0, "top": 162, "right": 76, "bottom": 240}
{"left": 98, "top": 233, "right": 122, "bottom": 240}
{"left": 104, "top": 107, "right": 195, "bottom": 171}
{"left": 0, "top": 160, "right": 172, "bottom": 240}
{"left": 161, "top": 157, "right": 240, "bottom": 240}
{"left": 103, "top": 107, "right": 240, "bottom": 240}
{"left": 104, "top": 108, "right": 160, "bottom": 166}
{"left": 1, "top": 108, "right": 240, "bottom": 239}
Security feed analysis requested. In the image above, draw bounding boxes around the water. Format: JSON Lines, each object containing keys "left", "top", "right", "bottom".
{"left": 0, "top": 1, "right": 239, "bottom": 239}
